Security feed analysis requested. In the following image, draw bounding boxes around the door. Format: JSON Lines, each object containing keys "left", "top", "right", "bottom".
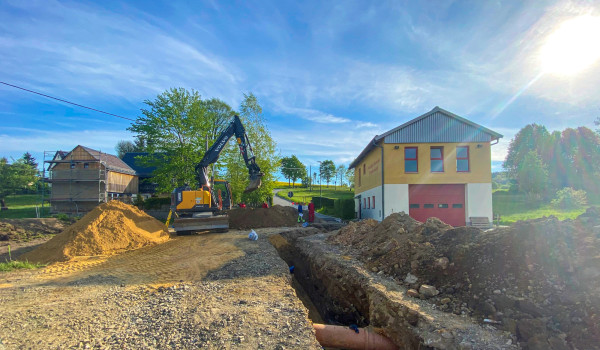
{"left": 408, "top": 184, "right": 465, "bottom": 226}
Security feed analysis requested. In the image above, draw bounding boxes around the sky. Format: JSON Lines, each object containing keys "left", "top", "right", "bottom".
{"left": 1, "top": 0, "right": 599, "bottom": 176}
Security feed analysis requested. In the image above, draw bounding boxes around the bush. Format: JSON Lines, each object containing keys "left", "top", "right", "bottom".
{"left": 551, "top": 187, "right": 587, "bottom": 209}
{"left": 313, "top": 197, "right": 334, "bottom": 209}
{"left": 143, "top": 197, "right": 171, "bottom": 210}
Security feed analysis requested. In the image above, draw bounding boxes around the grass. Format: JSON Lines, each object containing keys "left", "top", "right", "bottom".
{"left": 276, "top": 186, "right": 354, "bottom": 204}
{"left": 0, "top": 260, "right": 46, "bottom": 272}
{"left": 0, "top": 194, "right": 50, "bottom": 219}
{"left": 274, "top": 181, "right": 302, "bottom": 188}
{"left": 492, "top": 191, "right": 589, "bottom": 225}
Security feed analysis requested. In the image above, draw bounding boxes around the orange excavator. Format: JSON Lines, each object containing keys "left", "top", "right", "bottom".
{"left": 167, "top": 115, "right": 263, "bottom": 234}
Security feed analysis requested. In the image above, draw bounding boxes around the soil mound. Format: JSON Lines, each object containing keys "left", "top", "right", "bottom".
{"left": 21, "top": 201, "right": 169, "bottom": 264}
{"left": 328, "top": 209, "right": 600, "bottom": 349}
{"left": 0, "top": 218, "right": 66, "bottom": 242}
{"left": 229, "top": 205, "right": 298, "bottom": 229}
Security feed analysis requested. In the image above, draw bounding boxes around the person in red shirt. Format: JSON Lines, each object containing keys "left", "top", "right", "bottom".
{"left": 262, "top": 201, "right": 269, "bottom": 208}
{"left": 308, "top": 200, "right": 315, "bottom": 223}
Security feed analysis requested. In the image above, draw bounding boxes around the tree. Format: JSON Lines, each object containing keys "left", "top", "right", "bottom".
{"left": 345, "top": 167, "right": 355, "bottom": 189}
{"left": 22, "top": 152, "right": 38, "bottom": 169}
{"left": 320, "top": 160, "right": 336, "bottom": 187}
{"left": 222, "top": 93, "right": 279, "bottom": 204}
{"left": 280, "top": 155, "right": 306, "bottom": 188}
{"left": 336, "top": 164, "right": 346, "bottom": 188}
{"left": 503, "top": 124, "right": 552, "bottom": 179}
{"left": 0, "top": 158, "right": 38, "bottom": 208}
{"left": 517, "top": 151, "right": 549, "bottom": 201}
{"left": 116, "top": 140, "right": 137, "bottom": 158}
{"left": 128, "top": 88, "right": 214, "bottom": 192}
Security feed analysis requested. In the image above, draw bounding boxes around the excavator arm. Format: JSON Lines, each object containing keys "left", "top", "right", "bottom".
{"left": 195, "top": 115, "right": 264, "bottom": 206}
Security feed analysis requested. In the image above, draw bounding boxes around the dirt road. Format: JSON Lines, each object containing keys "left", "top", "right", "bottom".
{"left": 0, "top": 228, "right": 321, "bottom": 349}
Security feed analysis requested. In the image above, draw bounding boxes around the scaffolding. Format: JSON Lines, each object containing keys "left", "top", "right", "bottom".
{"left": 43, "top": 150, "right": 108, "bottom": 215}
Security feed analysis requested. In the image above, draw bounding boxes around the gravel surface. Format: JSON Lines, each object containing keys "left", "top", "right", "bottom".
{"left": 0, "top": 228, "right": 321, "bottom": 349}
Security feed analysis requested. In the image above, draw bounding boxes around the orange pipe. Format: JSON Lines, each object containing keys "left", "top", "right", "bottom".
{"left": 313, "top": 324, "right": 399, "bottom": 350}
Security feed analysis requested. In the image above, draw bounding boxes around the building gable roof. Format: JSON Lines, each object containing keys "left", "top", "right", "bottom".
{"left": 349, "top": 107, "right": 503, "bottom": 169}
{"left": 61, "top": 145, "right": 136, "bottom": 175}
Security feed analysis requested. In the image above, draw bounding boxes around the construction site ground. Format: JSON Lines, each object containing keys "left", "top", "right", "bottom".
{"left": 0, "top": 228, "right": 321, "bottom": 349}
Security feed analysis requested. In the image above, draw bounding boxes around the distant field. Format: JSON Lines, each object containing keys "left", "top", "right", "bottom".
{"left": 276, "top": 187, "right": 354, "bottom": 204}
{"left": 0, "top": 194, "right": 50, "bottom": 219}
{"left": 492, "top": 191, "right": 588, "bottom": 225}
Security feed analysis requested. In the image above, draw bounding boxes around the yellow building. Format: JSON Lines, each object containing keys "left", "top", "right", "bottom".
{"left": 349, "top": 107, "right": 502, "bottom": 226}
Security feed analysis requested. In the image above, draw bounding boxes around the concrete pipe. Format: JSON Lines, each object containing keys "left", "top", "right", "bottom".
{"left": 313, "top": 324, "right": 399, "bottom": 350}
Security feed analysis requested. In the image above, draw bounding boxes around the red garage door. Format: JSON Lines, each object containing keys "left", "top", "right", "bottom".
{"left": 408, "top": 184, "right": 465, "bottom": 226}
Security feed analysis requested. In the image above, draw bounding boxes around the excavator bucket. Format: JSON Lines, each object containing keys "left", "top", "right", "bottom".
{"left": 244, "top": 173, "right": 263, "bottom": 193}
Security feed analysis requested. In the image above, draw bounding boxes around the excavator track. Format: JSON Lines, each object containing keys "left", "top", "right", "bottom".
{"left": 173, "top": 215, "right": 229, "bottom": 235}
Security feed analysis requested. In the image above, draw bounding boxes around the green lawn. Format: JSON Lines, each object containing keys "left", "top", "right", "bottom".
{"left": 0, "top": 194, "right": 50, "bottom": 219}
{"left": 492, "top": 191, "right": 588, "bottom": 225}
{"left": 276, "top": 186, "right": 354, "bottom": 204}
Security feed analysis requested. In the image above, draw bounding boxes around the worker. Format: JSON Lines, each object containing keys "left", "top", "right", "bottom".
{"left": 239, "top": 202, "right": 246, "bottom": 208}
{"left": 297, "top": 202, "right": 305, "bottom": 223}
{"left": 262, "top": 201, "right": 269, "bottom": 209}
{"left": 308, "top": 200, "right": 315, "bottom": 223}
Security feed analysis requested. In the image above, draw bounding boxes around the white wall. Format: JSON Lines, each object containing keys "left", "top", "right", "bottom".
{"left": 466, "top": 183, "right": 493, "bottom": 223}
{"left": 355, "top": 186, "right": 383, "bottom": 220}
{"left": 383, "top": 184, "right": 409, "bottom": 218}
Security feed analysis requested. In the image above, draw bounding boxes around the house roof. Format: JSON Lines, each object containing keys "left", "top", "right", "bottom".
{"left": 348, "top": 107, "right": 503, "bottom": 169}
{"left": 121, "top": 152, "right": 160, "bottom": 178}
{"left": 63, "top": 145, "right": 137, "bottom": 175}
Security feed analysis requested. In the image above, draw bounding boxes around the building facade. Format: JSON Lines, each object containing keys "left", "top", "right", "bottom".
{"left": 349, "top": 107, "right": 502, "bottom": 226}
{"left": 47, "top": 145, "right": 138, "bottom": 213}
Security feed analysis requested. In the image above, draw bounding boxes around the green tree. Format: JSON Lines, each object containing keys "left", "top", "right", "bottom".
{"left": 115, "top": 140, "right": 137, "bottom": 158}
{"left": 222, "top": 93, "right": 279, "bottom": 204}
{"left": 128, "top": 88, "right": 213, "bottom": 192}
{"left": 0, "top": 158, "right": 38, "bottom": 208}
{"left": 336, "top": 164, "right": 346, "bottom": 188}
{"left": 345, "top": 167, "right": 355, "bottom": 189}
{"left": 280, "top": 155, "right": 306, "bottom": 188}
{"left": 22, "top": 152, "right": 38, "bottom": 169}
{"left": 320, "top": 160, "right": 336, "bottom": 187}
{"left": 517, "top": 151, "right": 549, "bottom": 201}
{"left": 503, "top": 124, "right": 552, "bottom": 179}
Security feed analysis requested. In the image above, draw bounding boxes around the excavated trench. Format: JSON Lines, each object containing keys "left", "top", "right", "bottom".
{"left": 269, "top": 228, "right": 519, "bottom": 350}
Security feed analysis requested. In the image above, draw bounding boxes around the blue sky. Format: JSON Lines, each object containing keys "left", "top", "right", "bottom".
{"left": 1, "top": 0, "right": 599, "bottom": 174}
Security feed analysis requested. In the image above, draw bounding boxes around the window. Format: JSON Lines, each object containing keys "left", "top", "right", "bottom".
{"left": 83, "top": 163, "right": 89, "bottom": 169}
{"left": 364, "top": 198, "right": 366, "bottom": 208}
{"left": 363, "top": 164, "right": 366, "bottom": 175}
{"left": 456, "top": 146, "right": 469, "bottom": 172}
{"left": 430, "top": 147, "right": 444, "bottom": 172}
{"left": 452, "top": 203, "right": 463, "bottom": 208}
{"left": 372, "top": 196, "right": 375, "bottom": 209}
{"left": 409, "top": 204, "right": 420, "bottom": 208}
{"left": 70, "top": 163, "right": 75, "bottom": 169}
{"left": 438, "top": 204, "right": 449, "bottom": 208}
{"left": 424, "top": 204, "right": 434, "bottom": 208}
{"left": 404, "top": 147, "right": 418, "bottom": 173}
{"left": 368, "top": 197, "right": 371, "bottom": 209}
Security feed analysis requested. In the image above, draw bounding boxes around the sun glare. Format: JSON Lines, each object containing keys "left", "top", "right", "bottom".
{"left": 541, "top": 15, "right": 600, "bottom": 76}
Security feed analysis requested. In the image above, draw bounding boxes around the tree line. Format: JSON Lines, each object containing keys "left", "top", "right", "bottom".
{"left": 280, "top": 156, "right": 354, "bottom": 189}
{"left": 501, "top": 122, "right": 600, "bottom": 206}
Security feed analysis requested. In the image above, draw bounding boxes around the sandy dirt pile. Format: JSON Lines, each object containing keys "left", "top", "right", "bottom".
{"left": 21, "top": 201, "right": 169, "bottom": 264}
{"left": 328, "top": 209, "right": 600, "bottom": 350}
{"left": 229, "top": 205, "right": 298, "bottom": 229}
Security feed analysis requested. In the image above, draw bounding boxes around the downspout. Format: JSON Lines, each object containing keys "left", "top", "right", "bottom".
{"left": 373, "top": 139, "right": 384, "bottom": 220}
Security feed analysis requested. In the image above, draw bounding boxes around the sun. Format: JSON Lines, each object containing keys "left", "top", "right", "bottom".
{"left": 541, "top": 15, "right": 600, "bottom": 76}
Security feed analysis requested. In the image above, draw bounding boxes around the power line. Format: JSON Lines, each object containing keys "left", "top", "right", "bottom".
{"left": 0, "top": 81, "right": 136, "bottom": 122}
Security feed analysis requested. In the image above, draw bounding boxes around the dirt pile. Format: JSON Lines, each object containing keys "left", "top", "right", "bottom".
{"left": 328, "top": 209, "right": 600, "bottom": 350}
{"left": 21, "top": 201, "right": 169, "bottom": 264}
{"left": 229, "top": 205, "right": 298, "bottom": 229}
{"left": 0, "top": 218, "right": 67, "bottom": 242}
